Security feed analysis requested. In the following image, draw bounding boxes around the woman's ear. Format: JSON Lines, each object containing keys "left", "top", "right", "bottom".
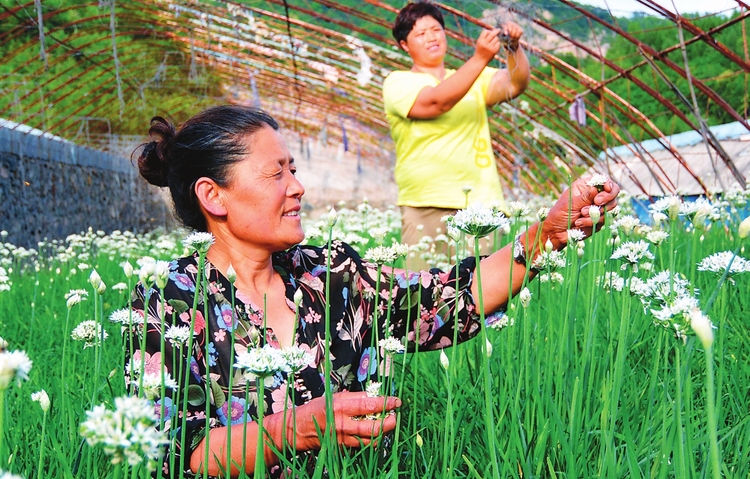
{"left": 194, "top": 177, "right": 227, "bottom": 217}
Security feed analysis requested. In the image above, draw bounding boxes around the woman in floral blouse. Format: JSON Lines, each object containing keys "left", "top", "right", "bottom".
{"left": 130, "top": 105, "right": 619, "bottom": 478}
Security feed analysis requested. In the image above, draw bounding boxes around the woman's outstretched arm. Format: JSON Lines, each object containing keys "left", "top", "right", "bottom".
{"left": 473, "top": 178, "right": 620, "bottom": 314}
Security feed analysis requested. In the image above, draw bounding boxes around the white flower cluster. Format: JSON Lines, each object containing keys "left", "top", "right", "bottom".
{"left": 649, "top": 195, "right": 682, "bottom": 221}
{"left": 487, "top": 311, "right": 515, "bottom": 330}
{"left": 0, "top": 267, "right": 10, "bottom": 292}
{"left": 519, "top": 287, "right": 532, "bottom": 308}
{"left": 611, "top": 215, "right": 640, "bottom": 236}
{"left": 0, "top": 349, "right": 33, "bottom": 389}
{"left": 446, "top": 203, "right": 509, "bottom": 239}
{"left": 585, "top": 174, "right": 609, "bottom": 190}
{"left": 596, "top": 271, "right": 625, "bottom": 292}
{"left": 679, "top": 197, "right": 720, "bottom": 228}
{"left": 364, "top": 243, "right": 407, "bottom": 265}
{"left": 280, "top": 346, "right": 314, "bottom": 373}
{"left": 0, "top": 471, "right": 25, "bottom": 479}
{"left": 109, "top": 308, "right": 144, "bottom": 327}
{"left": 164, "top": 325, "right": 193, "bottom": 347}
{"left": 646, "top": 230, "right": 669, "bottom": 246}
{"left": 507, "top": 201, "right": 530, "bottom": 218}
{"left": 129, "top": 372, "right": 178, "bottom": 400}
{"left": 378, "top": 337, "right": 405, "bottom": 354}
{"left": 183, "top": 232, "right": 215, "bottom": 254}
{"left": 80, "top": 395, "right": 168, "bottom": 468}
{"left": 71, "top": 320, "right": 109, "bottom": 348}
{"left": 629, "top": 270, "right": 700, "bottom": 342}
{"left": 365, "top": 382, "right": 382, "bottom": 397}
{"left": 31, "top": 389, "right": 51, "bottom": 413}
{"left": 235, "top": 345, "right": 315, "bottom": 385}
{"left": 697, "top": 251, "right": 750, "bottom": 280}
{"left": 65, "top": 289, "right": 88, "bottom": 309}
{"left": 234, "top": 345, "right": 290, "bottom": 384}
{"left": 538, "top": 272, "right": 565, "bottom": 284}
{"left": 532, "top": 250, "right": 566, "bottom": 272}
{"left": 610, "top": 240, "right": 655, "bottom": 272}
{"left": 303, "top": 202, "right": 401, "bottom": 246}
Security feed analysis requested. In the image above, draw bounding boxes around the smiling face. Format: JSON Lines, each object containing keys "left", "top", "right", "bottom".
{"left": 217, "top": 127, "right": 305, "bottom": 253}
{"left": 400, "top": 15, "right": 447, "bottom": 67}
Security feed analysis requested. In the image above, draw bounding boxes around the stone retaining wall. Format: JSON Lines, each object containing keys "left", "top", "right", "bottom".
{"left": 0, "top": 126, "right": 172, "bottom": 249}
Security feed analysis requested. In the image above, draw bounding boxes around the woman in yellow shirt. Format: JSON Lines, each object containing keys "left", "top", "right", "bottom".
{"left": 383, "top": 2, "right": 530, "bottom": 270}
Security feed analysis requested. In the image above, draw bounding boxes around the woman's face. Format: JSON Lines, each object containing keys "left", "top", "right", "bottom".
{"left": 400, "top": 15, "right": 447, "bottom": 67}
{"left": 218, "top": 127, "right": 305, "bottom": 253}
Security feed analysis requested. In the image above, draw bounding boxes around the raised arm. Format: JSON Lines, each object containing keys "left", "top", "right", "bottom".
{"left": 485, "top": 22, "right": 530, "bottom": 106}
{"left": 407, "top": 28, "right": 503, "bottom": 119}
{"left": 472, "top": 178, "right": 620, "bottom": 314}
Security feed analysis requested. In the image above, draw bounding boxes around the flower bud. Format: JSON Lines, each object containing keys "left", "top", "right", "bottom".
{"left": 545, "top": 238, "right": 554, "bottom": 253}
{"left": 226, "top": 264, "right": 237, "bottom": 284}
{"left": 88, "top": 269, "right": 102, "bottom": 289}
{"left": 155, "top": 261, "right": 170, "bottom": 290}
{"left": 325, "top": 207, "right": 338, "bottom": 228}
{"left": 294, "top": 288, "right": 304, "bottom": 307}
{"left": 485, "top": 338, "right": 493, "bottom": 358}
{"left": 739, "top": 215, "right": 750, "bottom": 240}
{"left": 668, "top": 197, "right": 680, "bottom": 221}
{"left": 416, "top": 433, "right": 424, "bottom": 448}
{"left": 589, "top": 205, "right": 601, "bottom": 225}
{"left": 537, "top": 207, "right": 550, "bottom": 221}
{"left": 690, "top": 308, "right": 714, "bottom": 349}
{"left": 439, "top": 349, "right": 449, "bottom": 370}
{"left": 121, "top": 261, "right": 134, "bottom": 279}
{"left": 31, "top": 390, "right": 50, "bottom": 413}
{"left": 577, "top": 246, "right": 585, "bottom": 258}
{"left": 519, "top": 287, "right": 532, "bottom": 308}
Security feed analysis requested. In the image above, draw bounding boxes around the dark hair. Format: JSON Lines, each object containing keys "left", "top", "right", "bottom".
{"left": 392, "top": 1, "right": 445, "bottom": 47}
{"left": 137, "top": 105, "right": 279, "bottom": 232}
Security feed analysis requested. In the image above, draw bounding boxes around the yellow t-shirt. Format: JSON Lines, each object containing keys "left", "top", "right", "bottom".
{"left": 383, "top": 67, "right": 506, "bottom": 211}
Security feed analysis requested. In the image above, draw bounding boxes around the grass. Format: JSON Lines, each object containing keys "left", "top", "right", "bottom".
{"left": 0, "top": 197, "right": 749, "bottom": 479}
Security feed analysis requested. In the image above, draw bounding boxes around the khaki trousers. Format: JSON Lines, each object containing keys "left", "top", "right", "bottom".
{"left": 400, "top": 206, "right": 494, "bottom": 272}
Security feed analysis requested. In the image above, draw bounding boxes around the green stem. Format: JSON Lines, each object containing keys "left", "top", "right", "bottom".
{"left": 179, "top": 252, "right": 206, "bottom": 479}
{"left": 703, "top": 243, "right": 741, "bottom": 314}
{"left": 254, "top": 378, "right": 265, "bottom": 479}
{"left": 36, "top": 411, "right": 47, "bottom": 479}
{"left": 674, "top": 344, "right": 687, "bottom": 478}
{"left": 0, "top": 390, "right": 5, "bottom": 464}
{"left": 474, "top": 237, "right": 500, "bottom": 479}
{"left": 323, "top": 227, "right": 337, "bottom": 471}
{"left": 704, "top": 345, "right": 721, "bottom": 479}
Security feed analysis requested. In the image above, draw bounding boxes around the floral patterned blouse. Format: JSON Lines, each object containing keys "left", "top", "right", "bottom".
{"left": 125, "top": 241, "right": 483, "bottom": 478}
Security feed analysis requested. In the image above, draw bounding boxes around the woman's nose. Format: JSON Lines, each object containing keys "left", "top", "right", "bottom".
{"left": 288, "top": 173, "right": 305, "bottom": 198}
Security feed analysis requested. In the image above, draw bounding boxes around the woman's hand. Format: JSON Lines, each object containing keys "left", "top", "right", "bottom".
{"left": 293, "top": 391, "right": 401, "bottom": 450}
{"left": 500, "top": 21, "right": 524, "bottom": 49}
{"left": 542, "top": 177, "right": 620, "bottom": 250}
{"left": 474, "top": 28, "right": 503, "bottom": 64}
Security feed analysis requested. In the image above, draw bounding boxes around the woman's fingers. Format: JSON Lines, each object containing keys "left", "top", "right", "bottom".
{"left": 337, "top": 411, "right": 399, "bottom": 445}
{"left": 329, "top": 392, "right": 401, "bottom": 447}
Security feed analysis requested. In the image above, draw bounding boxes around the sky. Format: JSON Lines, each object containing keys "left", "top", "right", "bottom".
{"left": 574, "top": 0, "right": 740, "bottom": 16}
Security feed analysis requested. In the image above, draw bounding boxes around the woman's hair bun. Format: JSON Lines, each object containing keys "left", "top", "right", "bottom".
{"left": 136, "top": 116, "right": 176, "bottom": 187}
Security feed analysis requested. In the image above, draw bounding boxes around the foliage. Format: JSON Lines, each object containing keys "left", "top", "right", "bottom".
{"left": 1, "top": 194, "right": 750, "bottom": 478}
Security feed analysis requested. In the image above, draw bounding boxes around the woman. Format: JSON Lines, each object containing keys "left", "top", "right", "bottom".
{"left": 383, "top": 2, "right": 530, "bottom": 269}
{"left": 128, "top": 105, "right": 618, "bottom": 478}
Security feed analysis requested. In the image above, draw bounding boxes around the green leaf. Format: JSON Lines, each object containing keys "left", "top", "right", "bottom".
{"left": 168, "top": 299, "right": 190, "bottom": 314}
{"left": 211, "top": 379, "right": 226, "bottom": 409}
{"left": 187, "top": 384, "right": 206, "bottom": 406}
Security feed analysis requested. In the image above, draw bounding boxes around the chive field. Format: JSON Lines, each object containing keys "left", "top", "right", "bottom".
{"left": 1, "top": 193, "right": 749, "bottom": 479}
